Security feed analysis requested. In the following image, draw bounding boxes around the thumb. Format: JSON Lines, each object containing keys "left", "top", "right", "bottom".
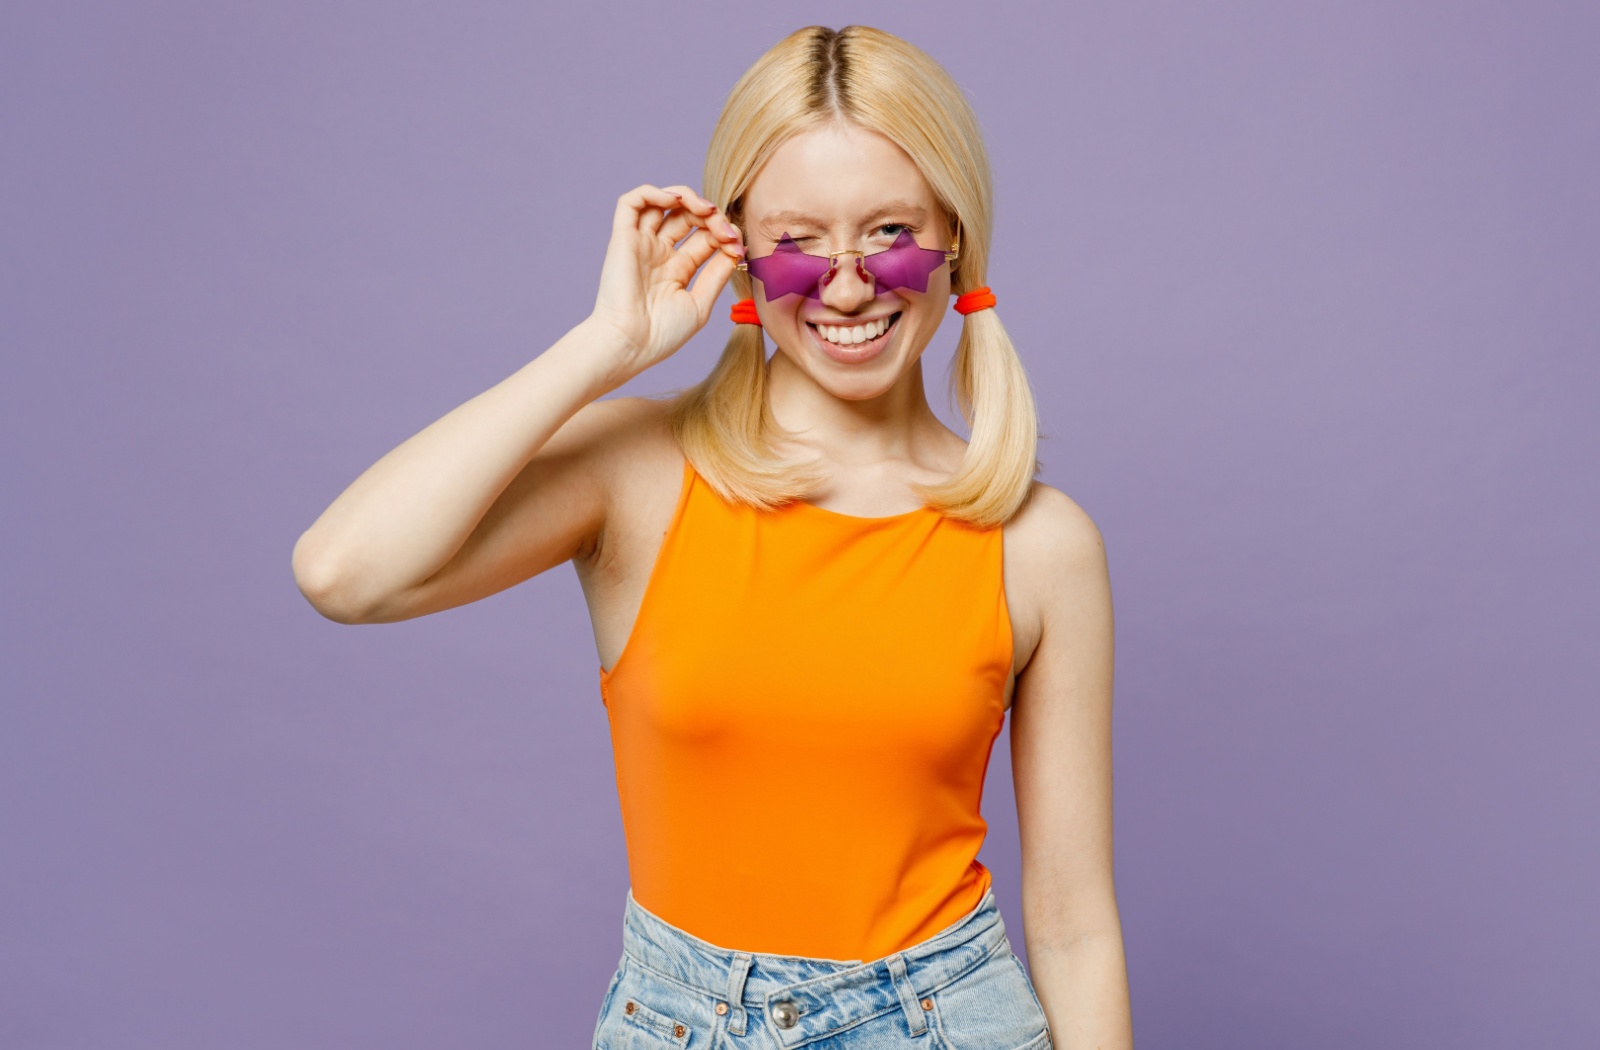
{"left": 688, "top": 248, "right": 740, "bottom": 328}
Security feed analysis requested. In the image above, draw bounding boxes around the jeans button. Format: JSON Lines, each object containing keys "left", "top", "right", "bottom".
{"left": 770, "top": 1000, "right": 799, "bottom": 1029}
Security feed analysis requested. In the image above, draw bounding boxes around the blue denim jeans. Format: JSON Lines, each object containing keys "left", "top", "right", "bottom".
{"left": 592, "top": 886, "right": 1053, "bottom": 1050}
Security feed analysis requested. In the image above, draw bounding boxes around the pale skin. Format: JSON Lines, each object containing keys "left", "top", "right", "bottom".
{"left": 292, "top": 120, "right": 1131, "bottom": 1050}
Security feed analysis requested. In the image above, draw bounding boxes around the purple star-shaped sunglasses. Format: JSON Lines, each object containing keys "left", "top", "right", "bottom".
{"left": 737, "top": 223, "right": 962, "bottom": 300}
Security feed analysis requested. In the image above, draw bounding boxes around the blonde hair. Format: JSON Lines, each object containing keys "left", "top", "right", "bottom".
{"left": 664, "top": 24, "right": 1042, "bottom": 529}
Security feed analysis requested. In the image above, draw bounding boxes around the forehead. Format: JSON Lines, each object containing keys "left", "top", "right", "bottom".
{"left": 742, "top": 123, "right": 938, "bottom": 229}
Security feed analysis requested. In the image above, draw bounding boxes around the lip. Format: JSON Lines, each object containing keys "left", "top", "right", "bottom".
{"left": 807, "top": 312, "right": 902, "bottom": 365}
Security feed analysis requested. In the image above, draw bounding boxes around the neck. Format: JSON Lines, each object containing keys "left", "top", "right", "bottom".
{"left": 764, "top": 348, "right": 945, "bottom": 467}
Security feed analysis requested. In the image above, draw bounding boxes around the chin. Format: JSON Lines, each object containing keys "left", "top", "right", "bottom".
{"left": 809, "top": 347, "right": 927, "bottom": 403}
{"left": 817, "top": 374, "right": 903, "bottom": 401}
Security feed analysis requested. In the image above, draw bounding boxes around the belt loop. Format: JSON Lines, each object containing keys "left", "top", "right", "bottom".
{"left": 885, "top": 953, "right": 928, "bottom": 1037}
{"left": 723, "top": 953, "right": 754, "bottom": 1035}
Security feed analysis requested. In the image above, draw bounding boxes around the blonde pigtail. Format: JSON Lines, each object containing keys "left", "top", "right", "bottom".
{"left": 920, "top": 306, "right": 1042, "bottom": 528}
{"left": 667, "top": 275, "right": 830, "bottom": 508}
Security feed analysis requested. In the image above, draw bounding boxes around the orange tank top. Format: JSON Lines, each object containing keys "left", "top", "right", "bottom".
{"left": 598, "top": 455, "right": 1014, "bottom": 962}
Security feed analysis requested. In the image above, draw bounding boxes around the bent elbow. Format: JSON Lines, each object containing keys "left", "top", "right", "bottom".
{"left": 291, "top": 532, "right": 373, "bottom": 625}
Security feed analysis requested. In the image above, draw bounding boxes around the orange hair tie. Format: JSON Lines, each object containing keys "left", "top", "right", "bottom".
{"left": 730, "top": 298, "right": 762, "bottom": 326}
{"left": 954, "top": 287, "right": 997, "bottom": 315}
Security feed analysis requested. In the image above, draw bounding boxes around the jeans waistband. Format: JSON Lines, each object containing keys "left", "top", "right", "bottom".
{"left": 619, "top": 887, "right": 1010, "bottom": 1045}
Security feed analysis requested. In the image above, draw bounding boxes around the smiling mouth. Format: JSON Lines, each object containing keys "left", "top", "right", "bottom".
{"left": 806, "top": 311, "right": 903, "bottom": 347}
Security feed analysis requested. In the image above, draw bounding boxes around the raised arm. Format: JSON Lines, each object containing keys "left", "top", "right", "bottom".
{"left": 290, "top": 184, "right": 744, "bottom": 623}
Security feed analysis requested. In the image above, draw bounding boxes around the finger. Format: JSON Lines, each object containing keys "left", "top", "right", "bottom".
{"left": 660, "top": 206, "right": 742, "bottom": 249}
{"left": 640, "top": 201, "right": 672, "bottom": 238}
{"left": 665, "top": 228, "right": 743, "bottom": 327}
{"left": 687, "top": 239, "right": 741, "bottom": 326}
{"left": 612, "top": 184, "right": 689, "bottom": 240}
{"left": 652, "top": 184, "right": 724, "bottom": 240}
{"left": 671, "top": 225, "right": 743, "bottom": 286}
{"left": 659, "top": 185, "right": 719, "bottom": 216}
{"left": 630, "top": 185, "right": 718, "bottom": 239}
{"left": 658, "top": 207, "right": 696, "bottom": 246}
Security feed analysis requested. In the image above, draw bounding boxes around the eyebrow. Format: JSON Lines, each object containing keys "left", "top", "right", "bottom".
{"left": 757, "top": 201, "right": 929, "bottom": 228}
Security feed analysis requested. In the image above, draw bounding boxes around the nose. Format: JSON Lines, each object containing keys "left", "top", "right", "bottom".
{"left": 819, "top": 252, "right": 876, "bottom": 312}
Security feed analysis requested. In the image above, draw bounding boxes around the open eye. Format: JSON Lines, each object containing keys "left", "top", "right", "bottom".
{"left": 876, "top": 223, "right": 912, "bottom": 238}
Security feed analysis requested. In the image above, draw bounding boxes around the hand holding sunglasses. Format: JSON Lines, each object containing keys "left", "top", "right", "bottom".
{"left": 589, "top": 184, "right": 747, "bottom": 383}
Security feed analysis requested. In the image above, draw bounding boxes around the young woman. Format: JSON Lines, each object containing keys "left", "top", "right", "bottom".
{"left": 293, "top": 24, "right": 1131, "bottom": 1050}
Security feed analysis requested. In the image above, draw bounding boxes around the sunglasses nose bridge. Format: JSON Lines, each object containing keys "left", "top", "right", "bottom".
{"left": 822, "top": 248, "right": 872, "bottom": 289}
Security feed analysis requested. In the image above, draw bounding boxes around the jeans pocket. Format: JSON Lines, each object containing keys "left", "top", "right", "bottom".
{"left": 1005, "top": 951, "right": 1052, "bottom": 1038}
{"left": 927, "top": 945, "right": 1052, "bottom": 1050}
{"left": 619, "top": 995, "right": 692, "bottom": 1046}
{"left": 597, "top": 957, "right": 700, "bottom": 1049}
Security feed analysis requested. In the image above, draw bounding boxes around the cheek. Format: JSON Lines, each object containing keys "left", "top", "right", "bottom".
{"left": 898, "top": 300, "right": 948, "bottom": 350}
{"left": 770, "top": 305, "right": 806, "bottom": 340}
{"left": 760, "top": 305, "right": 811, "bottom": 356}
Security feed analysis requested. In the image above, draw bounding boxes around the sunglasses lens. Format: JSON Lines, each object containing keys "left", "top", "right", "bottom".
{"left": 744, "top": 236, "right": 832, "bottom": 300}
{"left": 860, "top": 230, "right": 949, "bottom": 295}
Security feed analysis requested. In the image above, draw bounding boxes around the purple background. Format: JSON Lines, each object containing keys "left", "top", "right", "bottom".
{"left": 3, "top": 2, "right": 1596, "bottom": 1047}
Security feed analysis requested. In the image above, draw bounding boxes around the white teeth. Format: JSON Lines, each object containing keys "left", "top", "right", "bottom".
{"left": 817, "top": 316, "right": 890, "bottom": 345}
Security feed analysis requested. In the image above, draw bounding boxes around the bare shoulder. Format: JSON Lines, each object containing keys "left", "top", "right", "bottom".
{"left": 574, "top": 394, "right": 677, "bottom": 489}
{"left": 1002, "top": 480, "right": 1110, "bottom": 674}
{"left": 560, "top": 392, "right": 673, "bottom": 458}
{"left": 1007, "top": 480, "right": 1106, "bottom": 571}
{"left": 520, "top": 392, "right": 675, "bottom": 565}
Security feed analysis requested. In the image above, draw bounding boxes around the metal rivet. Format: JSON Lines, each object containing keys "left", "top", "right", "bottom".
{"left": 673, "top": 1023, "right": 685, "bottom": 1038}
{"left": 715, "top": 1002, "right": 729, "bottom": 1015}
{"left": 624, "top": 1001, "right": 636, "bottom": 1014}
{"left": 771, "top": 999, "right": 799, "bottom": 1029}
{"left": 921, "top": 997, "right": 934, "bottom": 1010}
